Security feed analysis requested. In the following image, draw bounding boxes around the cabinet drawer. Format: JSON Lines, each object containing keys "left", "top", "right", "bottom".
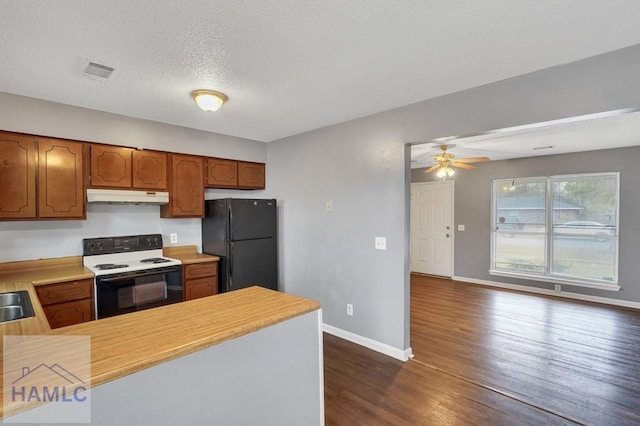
{"left": 36, "top": 279, "right": 93, "bottom": 305}
{"left": 43, "top": 298, "right": 93, "bottom": 329}
{"left": 184, "top": 262, "right": 218, "bottom": 280}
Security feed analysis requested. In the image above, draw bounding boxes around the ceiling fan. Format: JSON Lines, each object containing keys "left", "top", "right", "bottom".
{"left": 425, "top": 144, "right": 490, "bottom": 178}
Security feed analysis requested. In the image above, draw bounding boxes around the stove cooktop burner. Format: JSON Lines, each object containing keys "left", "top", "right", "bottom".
{"left": 94, "top": 263, "right": 130, "bottom": 270}
{"left": 140, "top": 257, "right": 171, "bottom": 264}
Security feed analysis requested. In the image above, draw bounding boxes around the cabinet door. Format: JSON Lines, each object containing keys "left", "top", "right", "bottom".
{"left": 37, "top": 138, "right": 85, "bottom": 219}
{"left": 161, "top": 154, "right": 204, "bottom": 218}
{"left": 238, "top": 162, "right": 265, "bottom": 189}
{"left": 184, "top": 277, "right": 217, "bottom": 301}
{"left": 133, "top": 150, "right": 167, "bottom": 190}
{"left": 206, "top": 158, "right": 238, "bottom": 188}
{"left": 43, "top": 299, "right": 93, "bottom": 329}
{"left": 36, "top": 279, "right": 93, "bottom": 305}
{"left": 90, "top": 144, "right": 133, "bottom": 188}
{"left": 0, "top": 132, "right": 37, "bottom": 219}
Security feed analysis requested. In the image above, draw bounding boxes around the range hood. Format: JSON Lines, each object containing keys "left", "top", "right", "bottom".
{"left": 86, "top": 189, "right": 169, "bottom": 205}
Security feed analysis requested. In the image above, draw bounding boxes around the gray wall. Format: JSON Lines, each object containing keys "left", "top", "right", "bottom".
{"left": 268, "top": 43, "right": 640, "bottom": 353}
{"left": 267, "top": 122, "right": 410, "bottom": 350}
{"left": 413, "top": 145, "right": 640, "bottom": 303}
{"left": 3, "top": 43, "right": 640, "bottom": 352}
{"left": 0, "top": 92, "right": 267, "bottom": 261}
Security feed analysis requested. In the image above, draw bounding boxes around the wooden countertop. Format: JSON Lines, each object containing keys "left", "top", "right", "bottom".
{"left": 0, "top": 256, "right": 93, "bottom": 286}
{"left": 163, "top": 245, "right": 220, "bottom": 264}
{"left": 1, "top": 286, "right": 320, "bottom": 419}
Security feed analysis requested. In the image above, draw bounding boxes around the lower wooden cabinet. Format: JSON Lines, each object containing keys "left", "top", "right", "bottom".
{"left": 183, "top": 262, "right": 218, "bottom": 301}
{"left": 42, "top": 299, "right": 93, "bottom": 329}
{"left": 36, "top": 278, "right": 94, "bottom": 329}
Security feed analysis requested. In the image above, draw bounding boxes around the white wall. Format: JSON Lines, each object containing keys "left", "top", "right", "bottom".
{"left": 0, "top": 92, "right": 266, "bottom": 261}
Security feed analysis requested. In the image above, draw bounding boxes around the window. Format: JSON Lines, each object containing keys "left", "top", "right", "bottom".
{"left": 490, "top": 173, "right": 619, "bottom": 290}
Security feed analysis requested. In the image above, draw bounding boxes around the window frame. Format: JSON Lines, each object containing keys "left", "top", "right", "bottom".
{"left": 489, "top": 172, "right": 620, "bottom": 291}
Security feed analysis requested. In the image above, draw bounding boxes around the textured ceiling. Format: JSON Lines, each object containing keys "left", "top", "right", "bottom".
{"left": 2, "top": 1, "right": 640, "bottom": 142}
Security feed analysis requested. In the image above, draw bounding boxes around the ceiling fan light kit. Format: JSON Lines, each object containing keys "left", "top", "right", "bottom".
{"left": 192, "top": 90, "right": 228, "bottom": 112}
{"left": 426, "top": 144, "right": 490, "bottom": 179}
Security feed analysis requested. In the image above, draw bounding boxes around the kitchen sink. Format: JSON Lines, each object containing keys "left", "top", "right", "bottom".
{"left": 0, "top": 291, "right": 35, "bottom": 323}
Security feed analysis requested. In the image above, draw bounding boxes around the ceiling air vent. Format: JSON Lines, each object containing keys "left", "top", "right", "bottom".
{"left": 83, "top": 61, "right": 114, "bottom": 81}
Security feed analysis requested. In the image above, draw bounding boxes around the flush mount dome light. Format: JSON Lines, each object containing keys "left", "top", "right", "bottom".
{"left": 191, "top": 90, "right": 228, "bottom": 112}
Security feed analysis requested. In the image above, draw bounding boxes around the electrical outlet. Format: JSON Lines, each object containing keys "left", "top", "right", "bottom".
{"left": 458, "top": 224, "right": 465, "bottom": 231}
{"left": 326, "top": 200, "right": 333, "bottom": 212}
{"left": 346, "top": 303, "right": 353, "bottom": 316}
{"left": 554, "top": 284, "right": 561, "bottom": 293}
{"left": 375, "top": 237, "right": 386, "bottom": 250}
{"left": 170, "top": 233, "right": 178, "bottom": 244}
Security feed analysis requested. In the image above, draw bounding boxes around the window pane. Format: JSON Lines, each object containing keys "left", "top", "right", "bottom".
{"left": 496, "top": 178, "right": 546, "bottom": 233}
{"left": 552, "top": 236, "right": 616, "bottom": 281}
{"left": 552, "top": 174, "right": 617, "bottom": 235}
{"left": 495, "top": 233, "right": 546, "bottom": 273}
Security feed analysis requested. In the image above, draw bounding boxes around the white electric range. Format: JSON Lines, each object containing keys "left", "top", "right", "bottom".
{"left": 83, "top": 234, "right": 183, "bottom": 319}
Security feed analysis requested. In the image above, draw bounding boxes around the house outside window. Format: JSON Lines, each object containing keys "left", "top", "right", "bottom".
{"left": 490, "top": 173, "right": 619, "bottom": 291}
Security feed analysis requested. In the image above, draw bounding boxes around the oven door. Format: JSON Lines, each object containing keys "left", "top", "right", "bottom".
{"left": 95, "top": 266, "right": 182, "bottom": 319}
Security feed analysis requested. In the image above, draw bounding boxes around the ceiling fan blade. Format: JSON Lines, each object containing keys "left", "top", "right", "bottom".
{"left": 451, "top": 162, "right": 476, "bottom": 170}
{"left": 455, "top": 156, "right": 490, "bottom": 163}
{"left": 425, "top": 164, "right": 441, "bottom": 173}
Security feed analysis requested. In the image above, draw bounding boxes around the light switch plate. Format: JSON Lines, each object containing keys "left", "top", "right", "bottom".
{"left": 458, "top": 224, "right": 465, "bottom": 231}
{"left": 375, "top": 236, "right": 386, "bottom": 250}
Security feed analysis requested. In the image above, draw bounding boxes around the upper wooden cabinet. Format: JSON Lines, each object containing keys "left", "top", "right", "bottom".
{"left": 205, "top": 159, "right": 265, "bottom": 190}
{"left": 90, "top": 145, "right": 133, "bottom": 188}
{"left": 206, "top": 158, "right": 238, "bottom": 188}
{"left": 90, "top": 144, "right": 167, "bottom": 190}
{"left": 0, "top": 131, "right": 37, "bottom": 219}
{"left": 132, "top": 150, "right": 168, "bottom": 190}
{"left": 238, "top": 161, "right": 265, "bottom": 189}
{"left": 161, "top": 154, "right": 204, "bottom": 218}
{"left": 37, "top": 138, "right": 86, "bottom": 219}
{"left": 0, "top": 132, "right": 85, "bottom": 220}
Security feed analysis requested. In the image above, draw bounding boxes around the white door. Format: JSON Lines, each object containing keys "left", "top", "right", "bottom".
{"left": 410, "top": 181, "right": 454, "bottom": 276}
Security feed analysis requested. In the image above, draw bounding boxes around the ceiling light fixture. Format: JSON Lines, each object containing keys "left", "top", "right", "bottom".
{"left": 436, "top": 165, "right": 455, "bottom": 179}
{"left": 191, "top": 90, "right": 228, "bottom": 112}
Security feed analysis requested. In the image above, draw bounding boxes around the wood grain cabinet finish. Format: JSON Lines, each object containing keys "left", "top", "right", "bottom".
{"left": 161, "top": 154, "right": 204, "bottom": 218}
{"left": 42, "top": 299, "right": 94, "bottom": 329}
{"left": 238, "top": 161, "right": 265, "bottom": 189}
{"left": 132, "top": 150, "right": 167, "bottom": 190}
{"left": 36, "top": 279, "right": 94, "bottom": 329}
{"left": 0, "top": 131, "right": 37, "bottom": 219}
{"left": 90, "top": 144, "right": 133, "bottom": 188}
{"left": 206, "top": 158, "right": 238, "bottom": 188}
{"left": 37, "top": 137, "right": 85, "bottom": 219}
{"left": 90, "top": 145, "right": 168, "bottom": 190}
{"left": 183, "top": 262, "right": 218, "bottom": 301}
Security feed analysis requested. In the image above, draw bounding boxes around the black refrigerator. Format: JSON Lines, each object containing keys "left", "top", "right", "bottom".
{"left": 202, "top": 198, "right": 278, "bottom": 293}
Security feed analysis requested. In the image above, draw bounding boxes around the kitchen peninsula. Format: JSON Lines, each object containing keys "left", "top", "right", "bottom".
{"left": 1, "top": 283, "right": 324, "bottom": 425}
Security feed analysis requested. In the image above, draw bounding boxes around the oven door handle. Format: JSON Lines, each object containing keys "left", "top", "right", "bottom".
{"left": 98, "top": 266, "right": 181, "bottom": 283}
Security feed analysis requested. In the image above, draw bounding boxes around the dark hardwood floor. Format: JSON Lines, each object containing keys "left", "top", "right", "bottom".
{"left": 323, "top": 274, "right": 640, "bottom": 425}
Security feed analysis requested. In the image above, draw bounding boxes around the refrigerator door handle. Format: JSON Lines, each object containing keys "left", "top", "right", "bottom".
{"left": 229, "top": 244, "right": 233, "bottom": 277}
{"left": 229, "top": 206, "right": 234, "bottom": 241}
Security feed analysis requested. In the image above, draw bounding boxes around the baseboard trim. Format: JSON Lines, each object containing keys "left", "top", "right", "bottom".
{"left": 452, "top": 275, "right": 640, "bottom": 310}
{"left": 323, "top": 324, "right": 413, "bottom": 362}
